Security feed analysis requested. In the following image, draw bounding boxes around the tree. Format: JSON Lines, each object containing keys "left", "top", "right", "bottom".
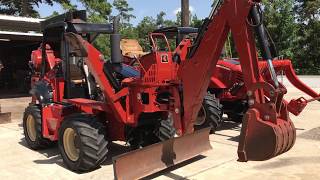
{"left": 113, "top": 0, "right": 135, "bottom": 27}
{"left": 136, "top": 16, "right": 157, "bottom": 50}
{"left": 191, "top": 14, "right": 203, "bottom": 28}
{"left": 156, "top": 11, "right": 166, "bottom": 28}
{"left": 175, "top": 11, "right": 182, "bottom": 26}
{"left": 62, "top": 0, "right": 113, "bottom": 57}
{"left": 262, "top": 0, "right": 297, "bottom": 59}
{"left": 136, "top": 17, "right": 157, "bottom": 38}
{"left": 156, "top": 11, "right": 176, "bottom": 28}
{"left": 79, "top": 0, "right": 112, "bottom": 23}
{"left": 293, "top": 0, "right": 320, "bottom": 74}
{"left": 0, "top": 0, "right": 70, "bottom": 17}
{"left": 294, "top": 0, "right": 320, "bottom": 22}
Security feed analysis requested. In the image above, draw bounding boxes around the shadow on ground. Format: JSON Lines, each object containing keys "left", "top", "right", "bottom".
{"left": 254, "top": 156, "right": 320, "bottom": 169}
{"left": 16, "top": 120, "right": 241, "bottom": 178}
{"left": 214, "top": 121, "right": 241, "bottom": 142}
{"left": 19, "top": 137, "right": 131, "bottom": 172}
{"left": 219, "top": 120, "right": 241, "bottom": 131}
{"left": 0, "top": 93, "right": 29, "bottom": 99}
{"left": 19, "top": 135, "right": 207, "bottom": 179}
{"left": 143, "top": 155, "right": 206, "bottom": 180}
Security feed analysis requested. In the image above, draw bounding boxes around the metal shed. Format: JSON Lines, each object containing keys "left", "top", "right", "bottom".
{"left": 0, "top": 15, "right": 43, "bottom": 97}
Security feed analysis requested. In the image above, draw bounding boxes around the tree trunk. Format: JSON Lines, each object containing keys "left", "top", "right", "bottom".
{"left": 21, "top": 0, "right": 29, "bottom": 16}
{"left": 181, "top": 0, "right": 189, "bottom": 27}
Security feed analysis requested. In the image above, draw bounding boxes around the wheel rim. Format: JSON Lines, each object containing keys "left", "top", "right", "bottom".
{"left": 63, "top": 128, "right": 80, "bottom": 161}
{"left": 195, "top": 105, "right": 207, "bottom": 126}
{"left": 26, "top": 115, "right": 37, "bottom": 142}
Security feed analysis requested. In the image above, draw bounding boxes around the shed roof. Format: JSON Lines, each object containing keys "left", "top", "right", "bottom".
{"left": 0, "top": 15, "right": 43, "bottom": 32}
{"left": 0, "top": 15, "right": 43, "bottom": 42}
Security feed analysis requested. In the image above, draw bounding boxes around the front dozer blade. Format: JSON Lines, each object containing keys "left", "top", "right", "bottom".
{"left": 113, "top": 128, "right": 211, "bottom": 180}
{"left": 238, "top": 109, "right": 296, "bottom": 162}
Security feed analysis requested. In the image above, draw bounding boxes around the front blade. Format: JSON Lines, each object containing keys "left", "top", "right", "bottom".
{"left": 113, "top": 128, "right": 212, "bottom": 180}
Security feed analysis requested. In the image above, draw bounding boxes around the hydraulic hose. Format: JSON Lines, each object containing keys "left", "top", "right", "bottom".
{"left": 250, "top": 5, "right": 279, "bottom": 88}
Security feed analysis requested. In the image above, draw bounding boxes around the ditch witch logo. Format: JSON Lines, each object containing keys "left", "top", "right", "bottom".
{"left": 161, "top": 54, "right": 169, "bottom": 63}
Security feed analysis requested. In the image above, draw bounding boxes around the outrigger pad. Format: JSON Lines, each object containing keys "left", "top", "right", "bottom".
{"left": 113, "top": 128, "right": 212, "bottom": 180}
{"left": 238, "top": 108, "right": 296, "bottom": 162}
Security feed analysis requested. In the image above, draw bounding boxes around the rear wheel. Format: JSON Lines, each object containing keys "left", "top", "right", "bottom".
{"left": 23, "top": 105, "right": 54, "bottom": 149}
{"left": 225, "top": 100, "right": 248, "bottom": 123}
{"left": 58, "top": 114, "right": 108, "bottom": 172}
{"left": 128, "top": 115, "right": 175, "bottom": 149}
{"left": 195, "top": 93, "right": 223, "bottom": 133}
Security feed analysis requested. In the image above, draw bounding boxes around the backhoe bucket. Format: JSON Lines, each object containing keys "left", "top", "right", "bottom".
{"left": 238, "top": 108, "right": 296, "bottom": 162}
{"left": 113, "top": 128, "right": 211, "bottom": 180}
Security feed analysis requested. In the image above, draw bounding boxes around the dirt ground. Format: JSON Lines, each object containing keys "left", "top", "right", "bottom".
{"left": 0, "top": 77, "right": 319, "bottom": 180}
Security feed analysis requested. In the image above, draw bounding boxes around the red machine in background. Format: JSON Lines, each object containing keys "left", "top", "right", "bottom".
{"left": 23, "top": 0, "right": 314, "bottom": 179}
{"left": 172, "top": 37, "right": 320, "bottom": 122}
{"left": 211, "top": 59, "right": 320, "bottom": 121}
{"left": 154, "top": 26, "right": 319, "bottom": 124}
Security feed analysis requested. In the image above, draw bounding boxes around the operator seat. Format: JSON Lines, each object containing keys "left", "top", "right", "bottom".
{"left": 69, "top": 63, "right": 84, "bottom": 84}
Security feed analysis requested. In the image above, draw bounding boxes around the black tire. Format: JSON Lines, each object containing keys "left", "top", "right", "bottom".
{"left": 156, "top": 117, "right": 176, "bottom": 141}
{"left": 23, "top": 105, "right": 54, "bottom": 150}
{"left": 128, "top": 115, "right": 176, "bottom": 149}
{"left": 58, "top": 114, "right": 108, "bottom": 172}
{"left": 195, "top": 93, "right": 223, "bottom": 133}
{"left": 225, "top": 100, "right": 248, "bottom": 123}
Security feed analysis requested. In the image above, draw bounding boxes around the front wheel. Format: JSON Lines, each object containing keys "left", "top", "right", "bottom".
{"left": 195, "top": 93, "right": 223, "bottom": 133}
{"left": 58, "top": 114, "right": 108, "bottom": 172}
{"left": 23, "top": 105, "right": 54, "bottom": 150}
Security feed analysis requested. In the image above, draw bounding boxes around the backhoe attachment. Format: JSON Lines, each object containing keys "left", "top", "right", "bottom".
{"left": 237, "top": 83, "right": 296, "bottom": 161}
{"left": 178, "top": 1, "right": 297, "bottom": 163}
{"left": 238, "top": 108, "right": 296, "bottom": 161}
{"left": 237, "top": 4, "right": 297, "bottom": 161}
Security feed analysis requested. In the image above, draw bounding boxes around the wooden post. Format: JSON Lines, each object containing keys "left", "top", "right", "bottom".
{"left": 181, "top": 0, "right": 190, "bottom": 27}
{"left": 0, "top": 105, "right": 11, "bottom": 124}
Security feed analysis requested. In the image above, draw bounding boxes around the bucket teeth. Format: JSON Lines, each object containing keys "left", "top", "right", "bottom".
{"left": 238, "top": 108, "right": 296, "bottom": 162}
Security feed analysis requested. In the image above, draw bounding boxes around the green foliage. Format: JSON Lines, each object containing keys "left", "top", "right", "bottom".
{"left": 191, "top": 14, "right": 203, "bottom": 28}
{"left": 0, "top": 0, "right": 70, "bottom": 17}
{"left": 156, "top": 11, "right": 177, "bottom": 28}
{"left": 79, "top": 0, "right": 112, "bottom": 23}
{"left": 113, "top": 0, "right": 135, "bottom": 27}
{"left": 293, "top": 0, "right": 320, "bottom": 74}
{"left": 67, "top": 0, "right": 113, "bottom": 57}
{"left": 156, "top": 11, "right": 166, "bottom": 27}
{"left": 263, "top": 0, "right": 297, "bottom": 59}
{"left": 121, "top": 26, "right": 138, "bottom": 39}
{"left": 136, "top": 16, "right": 157, "bottom": 50}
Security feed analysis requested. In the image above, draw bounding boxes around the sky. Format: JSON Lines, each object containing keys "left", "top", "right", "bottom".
{"left": 35, "top": 0, "right": 213, "bottom": 26}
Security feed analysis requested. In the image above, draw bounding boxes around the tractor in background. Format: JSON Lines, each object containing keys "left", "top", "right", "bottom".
{"left": 151, "top": 26, "right": 320, "bottom": 122}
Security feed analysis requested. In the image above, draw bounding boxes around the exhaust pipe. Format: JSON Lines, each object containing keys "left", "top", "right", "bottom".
{"left": 110, "top": 15, "right": 123, "bottom": 65}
